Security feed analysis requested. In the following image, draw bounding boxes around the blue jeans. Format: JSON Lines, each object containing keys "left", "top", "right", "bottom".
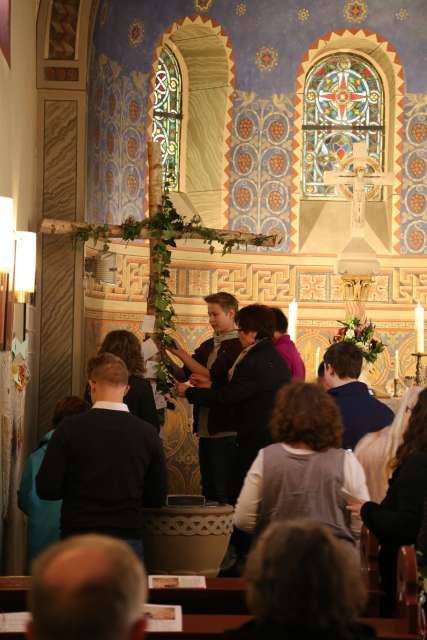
{"left": 198, "top": 436, "right": 237, "bottom": 504}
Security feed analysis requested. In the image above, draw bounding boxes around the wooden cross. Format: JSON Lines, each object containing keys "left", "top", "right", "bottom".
{"left": 40, "top": 141, "right": 281, "bottom": 322}
{"left": 324, "top": 142, "right": 394, "bottom": 238}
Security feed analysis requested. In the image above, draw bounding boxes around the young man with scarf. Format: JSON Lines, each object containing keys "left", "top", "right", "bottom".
{"left": 168, "top": 292, "right": 242, "bottom": 504}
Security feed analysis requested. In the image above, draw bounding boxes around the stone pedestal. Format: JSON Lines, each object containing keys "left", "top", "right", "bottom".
{"left": 142, "top": 504, "right": 234, "bottom": 576}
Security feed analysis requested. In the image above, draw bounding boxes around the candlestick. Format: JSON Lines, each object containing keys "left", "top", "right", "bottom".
{"left": 315, "top": 347, "right": 321, "bottom": 378}
{"left": 415, "top": 302, "right": 425, "bottom": 354}
{"left": 288, "top": 299, "right": 298, "bottom": 342}
{"left": 394, "top": 350, "right": 399, "bottom": 380}
{"left": 393, "top": 378, "right": 398, "bottom": 398}
{"left": 411, "top": 352, "right": 427, "bottom": 386}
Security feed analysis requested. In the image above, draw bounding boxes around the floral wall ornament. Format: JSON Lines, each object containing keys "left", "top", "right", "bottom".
{"left": 128, "top": 19, "right": 144, "bottom": 48}
{"left": 235, "top": 2, "right": 247, "bottom": 16}
{"left": 194, "top": 0, "right": 213, "bottom": 12}
{"left": 255, "top": 47, "right": 279, "bottom": 72}
{"left": 343, "top": 0, "right": 368, "bottom": 23}
{"left": 395, "top": 8, "right": 409, "bottom": 21}
{"left": 297, "top": 8, "right": 310, "bottom": 22}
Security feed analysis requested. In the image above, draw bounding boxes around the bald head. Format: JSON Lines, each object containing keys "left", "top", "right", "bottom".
{"left": 28, "top": 535, "right": 146, "bottom": 640}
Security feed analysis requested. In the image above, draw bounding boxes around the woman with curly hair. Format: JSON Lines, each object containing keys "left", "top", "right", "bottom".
{"left": 233, "top": 383, "right": 369, "bottom": 548}
{"left": 87, "top": 330, "right": 159, "bottom": 431}
{"left": 224, "top": 519, "right": 374, "bottom": 640}
{"left": 347, "top": 387, "right": 427, "bottom": 613}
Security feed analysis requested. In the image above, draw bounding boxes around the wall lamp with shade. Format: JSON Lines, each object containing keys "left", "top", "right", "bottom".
{"left": 0, "top": 196, "right": 37, "bottom": 349}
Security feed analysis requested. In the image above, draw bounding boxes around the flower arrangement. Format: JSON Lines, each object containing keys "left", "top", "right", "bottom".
{"left": 333, "top": 317, "right": 385, "bottom": 364}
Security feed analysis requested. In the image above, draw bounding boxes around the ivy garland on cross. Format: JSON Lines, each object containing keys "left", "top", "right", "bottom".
{"left": 59, "top": 193, "right": 277, "bottom": 405}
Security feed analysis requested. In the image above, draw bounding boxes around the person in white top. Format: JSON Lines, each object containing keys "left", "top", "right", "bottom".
{"left": 354, "top": 386, "right": 422, "bottom": 503}
{"left": 234, "top": 382, "right": 369, "bottom": 545}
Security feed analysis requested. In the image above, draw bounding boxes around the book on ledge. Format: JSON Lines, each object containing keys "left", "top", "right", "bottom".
{"left": 166, "top": 494, "right": 206, "bottom": 507}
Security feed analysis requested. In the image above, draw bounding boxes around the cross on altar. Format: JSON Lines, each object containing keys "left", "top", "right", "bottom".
{"left": 324, "top": 142, "right": 394, "bottom": 238}
{"left": 40, "top": 142, "right": 281, "bottom": 322}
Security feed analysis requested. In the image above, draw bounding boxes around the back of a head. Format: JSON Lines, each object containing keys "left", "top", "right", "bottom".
{"left": 87, "top": 352, "right": 129, "bottom": 387}
{"left": 245, "top": 519, "right": 365, "bottom": 631}
{"left": 270, "top": 307, "right": 288, "bottom": 334}
{"left": 52, "top": 396, "right": 90, "bottom": 428}
{"left": 204, "top": 291, "right": 238, "bottom": 315}
{"left": 30, "top": 535, "right": 146, "bottom": 640}
{"left": 324, "top": 342, "right": 363, "bottom": 379}
{"left": 270, "top": 382, "right": 342, "bottom": 450}
{"left": 99, "top": 330, "right": 143, "bottom": 376}
{"left": 236, "top": 304, "right": 276, "bottom": 340}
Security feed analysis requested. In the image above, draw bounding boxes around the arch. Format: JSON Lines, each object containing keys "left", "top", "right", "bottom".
{"left": 146, "top": 17, "right": 235, "bottom": 229}
{"left": 292, "top": 29, "right": 405, "bottom": 255}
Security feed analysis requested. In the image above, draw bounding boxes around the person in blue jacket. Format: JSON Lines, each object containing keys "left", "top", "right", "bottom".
{"left": 18, "top": 396, "right": 89, "bottom": 572}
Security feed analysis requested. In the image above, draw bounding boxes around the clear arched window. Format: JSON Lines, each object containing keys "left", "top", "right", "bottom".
{"left": 152, "top": 46, "right": 182, "bottom": 191}
{"left": 302, "top": 53, "right": 384, "bottom": 198}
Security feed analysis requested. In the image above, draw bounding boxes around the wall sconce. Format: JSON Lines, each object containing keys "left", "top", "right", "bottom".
{"left": 0, "top": 197, "right": 37, "bottom": 348}
{"left": 0, "top": 196, "right": 15, "bottom": 350}
{"left": 14, "top": 232, "right": 36, "bottom": 303}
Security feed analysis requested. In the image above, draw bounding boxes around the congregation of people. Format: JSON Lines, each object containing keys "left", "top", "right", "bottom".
{"left": 15, "top": 291, "right": 427, "bottom": 639}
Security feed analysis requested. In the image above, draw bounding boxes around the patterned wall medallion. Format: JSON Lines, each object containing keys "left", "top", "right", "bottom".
{"left": 128, "top": 19, "right": 144, "bottom": 48}
{"left": 255, "top": 47, "right": 279, "bottom": 72}
{"left": 395, "top": 8, "right": 409, "bottom": 21}
{"left": 342, "top": 0, "right": 368, "bottom": 23}
{"left": 297, "top": 8, "right": 310, "bottom": 22}
{"left": 235, "top": 2, "right": 247, "bottom": 16}
{"left": 194, "top": 0, "right": 213, "bottom": 12}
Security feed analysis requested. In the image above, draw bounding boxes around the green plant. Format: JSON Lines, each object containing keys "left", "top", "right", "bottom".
{"left": 333, "top": 317, "right": 385, "bottom": 364}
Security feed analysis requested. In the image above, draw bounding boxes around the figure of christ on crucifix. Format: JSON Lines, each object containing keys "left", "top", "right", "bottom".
{"left": 323, "top": 142, "right": 394, "bottom": 239}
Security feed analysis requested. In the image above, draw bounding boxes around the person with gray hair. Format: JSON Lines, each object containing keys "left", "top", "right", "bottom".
{"left": 27, "top": 534, "right": 146, "bottom": 640}
{"left": 223, "top": 519, "right": 376, "bottom": 640}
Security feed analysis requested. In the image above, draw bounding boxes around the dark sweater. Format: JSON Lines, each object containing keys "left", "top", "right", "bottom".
{"left": 361, "top": 451, "right": 427, "bottom": 613}
{"left": 85, "top": 375, "right": 159, "bottom": 431}
{"left": 184, "top": 336, "right": 242, "bottom": 435}
{"left": 328, "top": 382, "right": 394, "bottom": 450}
{"left": 223, "top": 619, "right": 376, "bottom": 640}
{"left": 36, "top": 408, "right": 167, "bottom": 537}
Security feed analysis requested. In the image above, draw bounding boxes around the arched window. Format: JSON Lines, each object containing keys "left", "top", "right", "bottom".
{"left": 152, "top": 45, "right": 182, "bottom": 191}
{"left": 302, "top": 53, "right": 384, "bottom": 198}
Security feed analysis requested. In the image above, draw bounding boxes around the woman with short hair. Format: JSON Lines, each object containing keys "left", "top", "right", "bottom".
{"left": 87, "top": 330, "right": 159, "bottom": 431}
{"left": 223, "top": 520, "right": 375, "bottom": 640}
{"left": 234, "top": 382, "right": 369, "bottom": 546}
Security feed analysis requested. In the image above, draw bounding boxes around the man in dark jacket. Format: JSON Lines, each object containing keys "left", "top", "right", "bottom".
{"left": 36, "top": 353, "right": 167, "bottom": 560}
{"left": 324, "top": 342, "right": 394, "bottom": 450}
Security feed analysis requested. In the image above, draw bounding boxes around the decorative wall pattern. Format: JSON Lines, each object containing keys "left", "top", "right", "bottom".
{"left": 48, "top": 0, "right": 80, "bottom": 60}
{"left": 401, "top": 94, "right": 427, "bottom": 254}
{"left": 87, "top": 56, "right": 149, "bottom": 224}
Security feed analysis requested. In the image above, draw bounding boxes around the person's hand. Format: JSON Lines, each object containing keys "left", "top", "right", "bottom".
{"left": 345, "top": 496, "right": 365, "bottom": 519}
{"left": 189, "top": 373, "right": 212, "bottom": 388}
{"left": 175, "top": 382, "right": 189, "bottom": 397}
{"left": 167, "top": 340, "right": 186, "bottom": 359}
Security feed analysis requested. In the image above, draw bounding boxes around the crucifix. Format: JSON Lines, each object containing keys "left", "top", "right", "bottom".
{"left": 40, "top": 141, "right": 281, "bottom": 325}
{"left": 324, "top": 142, "right": 394, "bottom": 238}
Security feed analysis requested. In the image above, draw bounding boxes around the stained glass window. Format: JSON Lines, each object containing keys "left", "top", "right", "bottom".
{"left": 152, "top": 46, "right": 182, "bottom": 191}
{"left": 302, "top": 53, "right": 384, "bottom": 198}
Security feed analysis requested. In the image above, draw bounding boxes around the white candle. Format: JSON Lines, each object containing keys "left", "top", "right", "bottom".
{"left": 415, "top": 302, "right": 425, "bottom": 353}
{"left": 288, "top": 299, "right": 298, "bottom": 342}
{"left": 394, "top": 350, "right": 399, "bottom": 380}
{"left": 315, "top": 347, "right": 321, "bottom": 377}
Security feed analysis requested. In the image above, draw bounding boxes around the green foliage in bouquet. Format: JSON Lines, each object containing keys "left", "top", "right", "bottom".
{"left": 333, "top": 317, "right": 385, "bottom": 364}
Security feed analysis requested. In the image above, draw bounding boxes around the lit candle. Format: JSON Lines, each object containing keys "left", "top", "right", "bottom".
{"left": 394, "top": 350, "right": 399, "bottom": 380}
{"left": 288, "top": 299, "right": 298, "bottom": 342}
{"left": 315, "top": 347, "right": 321, "bottom": 378}
{"left": 415, "top": 302, "right": 425, "bottom": 353}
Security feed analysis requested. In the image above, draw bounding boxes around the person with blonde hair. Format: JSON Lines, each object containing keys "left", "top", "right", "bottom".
{"left": 223, "top": 520, "right": 375, "bottom": 640}
{"left": 354, "top": 386, "right": 422, "bottom": 502}
{"left": 27, "top": 534, "right": 147, "bottom": 640}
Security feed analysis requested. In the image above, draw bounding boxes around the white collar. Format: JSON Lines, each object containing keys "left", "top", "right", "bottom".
{"left": 92, "top": 401, "right": 129, "bottom": 412}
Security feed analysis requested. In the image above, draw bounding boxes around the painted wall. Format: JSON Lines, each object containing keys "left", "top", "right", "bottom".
{"left": 85, "top": 0, "right": 427, "bottom": 494}
{"left": 0, "top": 0, "right": 38, "bottom": 573}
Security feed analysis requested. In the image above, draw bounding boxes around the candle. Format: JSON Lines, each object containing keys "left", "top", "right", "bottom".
{"left": 415, "top": 302, "right": 425, "bottom": 353}
{"left": 315, "top": 347, "right": 321, "bottom": 378}
{"left": 394, "top": 350, "right": 399, "bottom": 380}
{"left": 288, "top": 299, "right": 298, "bottom": 342}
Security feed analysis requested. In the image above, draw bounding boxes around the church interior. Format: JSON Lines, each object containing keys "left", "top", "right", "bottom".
{"left": 1, "top": 0, "right": 427, "bottom": 587}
